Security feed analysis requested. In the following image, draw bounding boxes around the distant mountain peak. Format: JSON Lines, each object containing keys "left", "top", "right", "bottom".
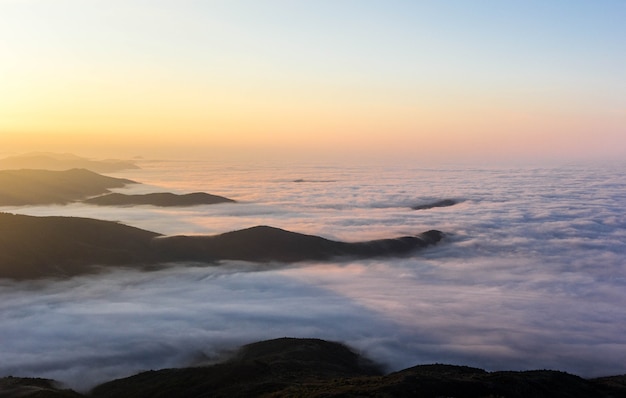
{"left": 0, "top": 152, "right": 139, "bottom": 172}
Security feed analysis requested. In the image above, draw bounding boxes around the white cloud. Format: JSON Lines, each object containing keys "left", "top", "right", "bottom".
{"left": 1, "top": 160, "right": 626, "bottom": 391}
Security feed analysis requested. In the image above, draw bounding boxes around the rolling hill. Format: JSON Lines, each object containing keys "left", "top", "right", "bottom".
{"left": 0, "top": 213, "right": 443, "bottom": 279}
{"left": 0, "top": 169, "right": 135, "bottom": 206}
{"left": 0, "top": 152, "right": 139, "bottom": 173}
{"left": 83, "top": 192, "right": 235, "bottom": 207}
{"left": 3, "top": 338, "right": 624, "bottom": 398}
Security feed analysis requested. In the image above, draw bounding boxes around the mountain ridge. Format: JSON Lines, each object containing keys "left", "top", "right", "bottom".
{"left": 0, "top": 152, "right": 139, "bottom": 173}
{"left": 3, "top": 338, "right": 625, "bottom": 398}
{"left": 0, "top": 213, "right": 443, "bottom": 279}
{"left": 0, "top": 169, "right": 135, "bottom": 206}
{"left": 83, "top": 192, "right": 235, "bottom": 207}
{"left": 0, "top": 169, "right": 236, "bottom": 207}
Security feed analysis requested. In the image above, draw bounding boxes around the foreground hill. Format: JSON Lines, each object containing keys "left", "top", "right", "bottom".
{"left": 0, "top": 152, "right": 139, "bottom": 173}
{"left": 0, "top": 169, "right": 135, "bottom": 206}
{"left": 90, "top": 338, "right": 383, "bottom": 398}
{"left": 0, "top": 377, "right": 82, "bottom": 398}
{"left": 83, "top": 192, "right": 236, "bottom": 207}
{"left": 0, "top": 213, "right": 443, "bottom": 279}
{"left": 91, "top": 338, "right": 626, "bottom": 398}
{"left": 3, "top": 338, "right": 625, "bottom": 397}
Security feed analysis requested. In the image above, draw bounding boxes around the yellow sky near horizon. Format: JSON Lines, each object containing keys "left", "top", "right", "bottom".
{"left": 1, "top": 1, "right": 625, "bottom": 163}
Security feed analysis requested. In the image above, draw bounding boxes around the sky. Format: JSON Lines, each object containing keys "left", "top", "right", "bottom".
{"left": 1, "top": 0, "right": 625, "bottom": 162}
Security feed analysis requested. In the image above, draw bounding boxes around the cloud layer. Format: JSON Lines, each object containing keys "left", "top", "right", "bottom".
{"left": 1, "top": 160, "right": 625, "bottom": 391}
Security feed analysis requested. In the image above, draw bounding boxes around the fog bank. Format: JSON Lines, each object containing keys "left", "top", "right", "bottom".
{"left": 1, "top": 161, "right": 625, "bottom": 390}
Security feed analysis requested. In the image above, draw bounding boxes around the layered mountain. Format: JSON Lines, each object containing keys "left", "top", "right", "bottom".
{"left": 90, "top": 338, "right": 383, "bottom": 398}
{"left": 0, "top": 152, "right": 139, "bottom": 173}
{"left": 0, "top": 213, "right": 443, "bottom": 279}
{"left": 0, "top": 377, "right": 82, "bottom": 398}
{"left": 155, "top": 225, "right": 444, "bottom": 263}
{"left": 0, "top": 213, "right": 160, "bottom": 279}
{"left": 0, "top": 169, "right": 235, "bottom": 207}
{"left": 0, "top": 169, "right": 135, "bottom": 206}
{"left": 3, "top": 338, "right": 624, "bottom": 398}
{"left": 83, "top": 192, "right": 235, "bottom": 207}
{"left": 412, "top": 199, "right": 458, "bottom": 210}
{"left": 91, "top": 338, "right": 626, "bottom": 398}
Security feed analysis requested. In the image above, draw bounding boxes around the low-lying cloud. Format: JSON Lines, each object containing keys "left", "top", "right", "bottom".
{"left": 1, "top": 160, "right": 625, "bottom": 391}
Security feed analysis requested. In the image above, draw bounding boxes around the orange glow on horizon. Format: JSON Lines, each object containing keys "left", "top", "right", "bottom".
{"left": 2, "top": 61, "right": 623, "bottom": 163}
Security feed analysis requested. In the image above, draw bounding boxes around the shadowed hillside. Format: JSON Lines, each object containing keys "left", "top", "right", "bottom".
{"left": 2, "top": 338, "right": 625, "bottom": 397}
{"left": 0, "top": 169, "right": 135, "bottom": 206}
{"left": 0, "top": 168, "right": 235, "bottom": 207}
{"left": 0, "top": 153, "right": 139, "bottom": 173}
{"left": 0, "top": 213, "right": 160, "bottom": 279}
{"left": 156, "top": 226, "right": 444, "bottom": 263}
{"left": 0, "top": 377, "right": 82, "bottom": 398}
{"left": 84, "top": 338, "right": 626, "bottom": 397}
{"left": 412, "top": 199, "right": 458, "bottom": 210}
{"left": 90, "top": 338, "right": 383, "bottom": 398}
{"left": 0, "top": 213, "right": 443, "bottom": 279}
{"left": 84, "top": 192, "right": 235, "bottom": 207}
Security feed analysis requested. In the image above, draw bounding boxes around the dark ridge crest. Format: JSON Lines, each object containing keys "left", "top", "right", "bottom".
{"left": 84, "top": 192, "right": 235, "bottom": 207}
{"left": 0, "top": 213, "right": 443, "bottom": 279}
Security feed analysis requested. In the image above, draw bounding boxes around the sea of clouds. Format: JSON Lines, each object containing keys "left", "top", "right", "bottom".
{"left": 1, "top": 159, "right": 625, "bottom": 391}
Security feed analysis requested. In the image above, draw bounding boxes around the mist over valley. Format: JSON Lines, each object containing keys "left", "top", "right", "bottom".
{"left": 3, "top": 1, "right": 625, "bottom": 395}
{"left": 1, "top": 158, "right": 625, "bottom": 394}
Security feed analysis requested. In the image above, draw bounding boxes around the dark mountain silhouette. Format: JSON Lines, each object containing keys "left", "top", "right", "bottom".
{"left": 0, "top": 212, "right": 160, "bottom": 279}
{"left": 155, "top": 226, "right": 444, "bottom": 264}
{"left": 0, "top": 213, "right": 443, "bottom": 279}
{"left": 0, "top": 169, "right": 235, "bottom": 207}
{"left": 368, "top": 365, "right": 611, "bottom": 398}
{"left": 0, "top": 377, "right": 82, "bottom": 398}
{"left": 0, "top": 169, "right": 135, "bottom": 206}
{"left": 412, "top": 199, "right": 458, "bottom": 210}
{"left": 90, "top": 338, "right": 383, "bottom": 398}
{"left": 229, "top": 337, "right": 382, "bottom": 377}
{"left": 0, "top": 152, "right": 139, "bottom": 172}
{"left": 293, "top": 178, "right": 336, "bottom": 183}
{"left": 7, "top": 337, "right": 620, "bottom": 398}
{"left": 83, "top": 192, "right": 235, "bottom": 207}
